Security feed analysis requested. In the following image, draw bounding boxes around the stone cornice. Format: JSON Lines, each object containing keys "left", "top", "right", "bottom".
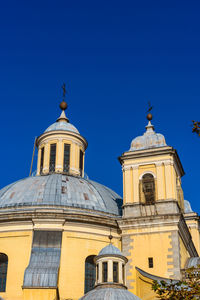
{"left": 119, "top": 146, "right": 185, "bottom": 177}
{"left": 36, "top": 130, "right": 88, "bottom": 150}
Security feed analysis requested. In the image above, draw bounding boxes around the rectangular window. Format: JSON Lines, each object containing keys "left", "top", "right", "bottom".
{"left": 49, "top": 144, "right": 56, "bottom": 172}
{"left": 40, "top": 147, "right": 44, "bottom": 174}
{"left": 122, "top": 264, "right": 125, "bottom": 282}
{"left": 63, "top": 144, "right": 70, "bottom": 173}
{"left": 113, "top": 262, "right": 119, "bottom": 283}
{"left": 102, "top": 262, "right": 107, "bottom": 282}
{"left": 148, "top": 257, "right": 153, "bottom": 268}
{"left": 79, "top": 150, "right": 83, "bottom": 176}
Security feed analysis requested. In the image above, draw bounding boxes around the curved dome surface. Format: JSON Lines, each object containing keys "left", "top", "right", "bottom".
{"left": 130, "top": 122, "right": 166, "bottom": 151}
{"left": 184, "top": 200, "right": 193, "bottom": 213}
{"left": 98, "top": 244, "right": 122, "bottom": 256}
{"left": 45, "top": 121, "right": 79, "bottom": 134}
{"left": 185, "top": 257, "right": 200, "bottom": 269}
{"left": 0, "top": 174, "right": 121, "bottom": 215}
{"left": 79, "top": 287, "right": 141, "bottom": 300}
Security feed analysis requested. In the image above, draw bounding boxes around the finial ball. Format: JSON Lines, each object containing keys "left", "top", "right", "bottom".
{"left": 108, "top": 234, "right": 113, "bottom": 241}
{"left": 147, "top": 113, "right": 153, "bottom": 121}
{"left": 60, "top": 101, "right": 68, "bottom": 111}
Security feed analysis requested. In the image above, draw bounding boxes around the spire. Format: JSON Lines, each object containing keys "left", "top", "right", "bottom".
{"left": 57, "top": 83, "right": 69, "bottom": 123}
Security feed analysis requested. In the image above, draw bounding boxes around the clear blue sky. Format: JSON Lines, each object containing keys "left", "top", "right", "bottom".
{"left": 0, "top": 1, "right": 200, "bottom": 213}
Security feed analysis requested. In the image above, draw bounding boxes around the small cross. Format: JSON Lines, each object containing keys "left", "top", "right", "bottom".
{"left": 62, "top": 83, "right": 66, "bottom": 100}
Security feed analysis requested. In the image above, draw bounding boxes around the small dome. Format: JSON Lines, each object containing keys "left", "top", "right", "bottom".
{"left": 45, "top": 121, "right": 79, "bottom": 134}
{"left": 184, "top": 200, "right": 193, "bottom": 213}
{"left": 130, "top": 121, "right": 166, "bottom": 151}
{"left": 79, "top": 287, "right": 141, "bottom": 300}
{"left": 98, "top": 244, "right": 122, "bottom": 256}
{"left": 185, "top": 257, "right": 200, "bottom": 269}
{"left": 0, "top": 174, "right": 121, "bottom": 216}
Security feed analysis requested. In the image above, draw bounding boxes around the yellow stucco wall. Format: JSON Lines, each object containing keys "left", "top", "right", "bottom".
{"left": 0, "top": 222, "right": 121, "bottom": 300}
{"left": 179, "top": 236, "right": 189, "bottom": 269}
{"left": 123, "top": 228, "right": 176, "bottom": 295}
{"left": 0, "top": 230, "right": 32, "bottom": 300}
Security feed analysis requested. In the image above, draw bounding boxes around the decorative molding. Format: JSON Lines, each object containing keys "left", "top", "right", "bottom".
{"left": 139, "top": 171, "right": 156, "bottom": 180}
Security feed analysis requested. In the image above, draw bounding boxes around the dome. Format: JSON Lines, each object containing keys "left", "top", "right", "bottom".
{"left": 45, "top": 120, "right": 79, "bottom": 134}
{"left": 185, "top": 257, "right": 200, "bottom": 269}
{"left": 129, "top": 121, "right": 166, "bottom": 151}
{"left": 184, "top": 200, "right": 193, "bottom": 213}
{"left": 79, "top": 287, "right": 141, "bottom": 300}
{"left": 0, "top": 174, "right": 121, "bottom": 215}
{"left": 98, "top": 244, "right": 122, "bottom": 256}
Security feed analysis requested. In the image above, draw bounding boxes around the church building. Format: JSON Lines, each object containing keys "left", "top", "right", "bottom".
{"left": 0, "top": 91, "right": 199, "bottom": 300}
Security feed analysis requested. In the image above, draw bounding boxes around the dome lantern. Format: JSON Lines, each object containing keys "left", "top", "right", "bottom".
{"left": 36, "top": 85, "right": 88, "bottom": 177}
{"left": 79, "top": 240, "right": 141, "bottom": 300}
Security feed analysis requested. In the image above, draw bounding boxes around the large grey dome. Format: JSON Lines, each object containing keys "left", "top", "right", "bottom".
{"left": 79, "top": 287, "right": 141, "bottom": 300}
{"left": 0, "top": 174, "right": 121, "bottom": 215}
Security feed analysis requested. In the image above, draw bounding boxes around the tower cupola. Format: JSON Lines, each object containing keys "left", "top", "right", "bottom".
{"left": 36, "top": 85, "right": 87, "bottom": 177}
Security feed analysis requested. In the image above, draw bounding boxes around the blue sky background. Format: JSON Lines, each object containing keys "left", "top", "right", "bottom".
{"left": 0, "top": 1, "right": 200, "bottom": 213}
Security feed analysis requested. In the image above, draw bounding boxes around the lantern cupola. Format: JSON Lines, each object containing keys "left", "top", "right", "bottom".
{"left": 36, "top": 85, "right": 87, "bottom": 177}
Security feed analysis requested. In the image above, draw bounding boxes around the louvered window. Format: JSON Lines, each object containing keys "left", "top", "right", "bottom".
{"left": 113, "top": 262, "right": 119, "bottom": 283}
{"left": 63, "top": 144, "right": 70, "bottom": 173}
{"left": 49, "top": 144, "right": 56, "bottom": 172}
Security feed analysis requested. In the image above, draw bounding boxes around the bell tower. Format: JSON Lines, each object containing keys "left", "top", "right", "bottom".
{"left": 118, "top": 112, "right": 198, "bottom": 294}
{"left": 119, "top": 113, "right": 185, "bottom": 218}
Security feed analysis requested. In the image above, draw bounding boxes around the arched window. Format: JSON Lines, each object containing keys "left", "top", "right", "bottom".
{"left": 84, "top": 255, "right": 96, "bottom": 294}
{"left": 142, "top": 173, "right": 155, "bottom": 204}
{"left": 0, "top": 253, "right": 8, "bottom": 292}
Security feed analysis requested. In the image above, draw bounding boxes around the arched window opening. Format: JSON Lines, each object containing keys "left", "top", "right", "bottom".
{"left": 142, "top": 173, "right": 155, "bottom": 204}
{"left": 84, "top": 255, "right": 96, "bottom": 294}
{"left": 113, "top": 262, "right": 119, "bottom": 283}
{"left": 0, "top": 253, "right": 8, "bottom": 292}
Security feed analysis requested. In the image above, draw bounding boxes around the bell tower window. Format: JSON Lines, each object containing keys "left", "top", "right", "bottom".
{"left": 49, "top": 144, "right": 56, "bottom": 172}
{"left": 79, "top": 150, "right": 83, "bottom": 176}
{"left": 40, "top": 147, "right": 44, "bottom": 174}
{"left": 63, "top": 144, "right": 70, "bottom": 173}
{"left": 142, "top": 173, "right": 155, "bottom": 204}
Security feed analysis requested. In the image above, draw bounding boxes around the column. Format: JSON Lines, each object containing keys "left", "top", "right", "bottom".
{"left": 132, "top": 165, "right": 139, "bottom": 203}
{"left": 43, "top": 143, "right": 50, "bottom": 174}
{"left": 56, "top": 139, "right": 63, "bottom": 172}
{"left": 119, "top": 261, "right": 123, "bottom": 284}
{"left": 36, "top": 148, "right": 41, "bottom": 175}
{"left": 156, "top": 162, "right": 164, "bottom": 200}
{"left": 108, "top": 260, "right": 113, "bottom": 282}
{"left": 164, "top": 160, "right": 173, "bottom": 199}
{"left": 98, "top": 261, "right": 102, "bottom": 284}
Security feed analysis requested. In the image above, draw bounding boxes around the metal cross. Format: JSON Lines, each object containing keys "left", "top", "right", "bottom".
{"left": 62, "top": 83, "right": 66, "bottom": 100}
